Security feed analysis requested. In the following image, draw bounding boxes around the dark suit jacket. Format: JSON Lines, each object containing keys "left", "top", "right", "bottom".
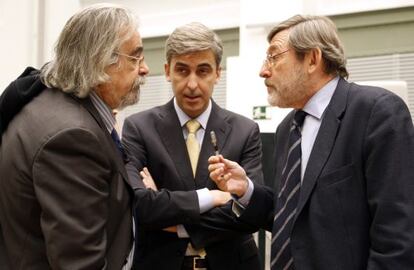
{"left": 122, "top": 99, "right": 264, "bottom": 270}
{"left": 239, "top": 78, "right": 414, "bottom": 269}
{"left": 0, "top": 87, "right": 134, "bottom": 270}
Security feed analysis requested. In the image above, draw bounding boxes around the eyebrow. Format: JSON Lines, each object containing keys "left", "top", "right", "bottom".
{"left": 129, "top": 46, "right": 143, "bottom": 56}
{"left": 174, "top": 62, "right": 189, "bottom": 67}
{"left": 267, "top": 44, "right": 285, "bottom": 54}
{"left": 197, "top": 63, "right": 213, "bottom": 69}
{"left": 174, "top": 62, "right": 214, "bottom": 69}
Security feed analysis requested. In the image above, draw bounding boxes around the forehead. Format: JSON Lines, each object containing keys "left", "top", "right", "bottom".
{"left": 267, "top": 29, "right": 289, "bottom": 53}
{"left": 119, "top": 30, "right": 143, "bottom": 53}
{"left": 170, "top": 49, "right": 217, "bottom": 67}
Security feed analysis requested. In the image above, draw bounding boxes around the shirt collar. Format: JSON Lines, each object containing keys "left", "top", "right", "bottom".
{"left": 89, "top": 91, "right": 116, "bottom": 133}
{"left": 303, "top": 76, "right": 339, "bottom": 120}
{"left": 173, "top": 98, "right": 212, "bottom": 129}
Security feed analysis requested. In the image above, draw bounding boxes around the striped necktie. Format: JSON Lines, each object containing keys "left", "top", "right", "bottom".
{"left": 111, "top": 128, "right": 127, "bottom": 162}
{"left": 185, "top": 119, "right": 201, "bottom": 177}
{"left": 271, "top": 110, "right": 307, "bottom": 270}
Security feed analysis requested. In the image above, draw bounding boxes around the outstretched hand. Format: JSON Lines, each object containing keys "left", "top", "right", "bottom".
{"left": 208, "top": 155, "right": 248, "bottom": 197}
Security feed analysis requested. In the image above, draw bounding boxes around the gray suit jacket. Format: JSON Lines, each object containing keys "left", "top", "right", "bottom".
{"left": 0, "top": 87, "right": 133, "bottom": 270}
{"left": 122, "top": 99, "right": 263, "bottom": 270}
{"left": 240, "top": 78, "right": 414, "bottom": 269}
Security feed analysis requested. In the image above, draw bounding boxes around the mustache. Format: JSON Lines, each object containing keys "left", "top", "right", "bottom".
{"left": 133, "top": 76, "right": 146, "bottom": 90}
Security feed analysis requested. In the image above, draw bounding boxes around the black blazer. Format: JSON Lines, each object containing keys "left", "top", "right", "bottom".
{"left": 123, "top": 99, "right": 264, "bottom": 270}
{"left": 0, "top": 88, "right": 133, "bottom": 270}
{"left": 239, "top": 78, "right": 414, "bottom": 269}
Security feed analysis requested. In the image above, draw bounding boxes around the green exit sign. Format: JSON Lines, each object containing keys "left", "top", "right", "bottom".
{"left": 253, "top": 106, "right": 271, "bottom": 120}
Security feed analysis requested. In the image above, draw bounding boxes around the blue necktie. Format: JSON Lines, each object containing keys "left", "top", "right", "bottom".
{"left": 271, "top": 110, "right": 307, "bottom": 270}
{"left": 111, "top": 128, "right": 127, "bottom": 162}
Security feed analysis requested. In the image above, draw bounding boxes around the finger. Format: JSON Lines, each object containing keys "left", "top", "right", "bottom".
{"left": 210, "top": 167, "right": 224, "bottom": 181}
{"left": 208, "top": 163, "right": 224, "bottom": 172}
{"left": 208, "top": 155, "right": 221, "bottom": 163}
{"left": 217, "top": 174, "right": 225, "bottom": 182}
{"left": 140, "top": 171, "right": 147, "bottom": 178}
{"left": 222, "top": 172, "right": 232, "bottom": 182}
{"left": 143, "top": 167, "right": 151, "bottom": 176}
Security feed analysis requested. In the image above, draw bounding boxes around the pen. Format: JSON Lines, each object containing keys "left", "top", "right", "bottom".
{"left": 210, "top": 131, "right": 219, "bottom": 155}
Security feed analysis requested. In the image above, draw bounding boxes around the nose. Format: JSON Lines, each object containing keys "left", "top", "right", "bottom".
{"left": 187, "top": 74, "right": 198, "bottom": 90}
{"left": 138, "top": 60, "right": 149, "bottom": 76}
{"left": 259, "top": 63, "right": 271, "bottom": 78}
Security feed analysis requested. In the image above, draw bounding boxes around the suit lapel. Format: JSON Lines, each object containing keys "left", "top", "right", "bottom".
{"left": 295, "top": 78, "right": 349, "bottom": 217}
{"left": 196, "top": 101, "right": 231, "bottom": 188}
{"left": 74, "top": 95, "right": 130, "bottom": 188}
{"left": 155, "top": 100, "right": 195, "bottom": 189}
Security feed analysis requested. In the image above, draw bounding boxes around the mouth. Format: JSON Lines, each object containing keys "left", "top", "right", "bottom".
{"left": 184, "top": 95, "right": 200, "bottom": 102}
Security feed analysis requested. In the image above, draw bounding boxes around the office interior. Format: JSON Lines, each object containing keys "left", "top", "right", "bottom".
{"left": 1, "top": 0, "right": 414, "bottom": 269}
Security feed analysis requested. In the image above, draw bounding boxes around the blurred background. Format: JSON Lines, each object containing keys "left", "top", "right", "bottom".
{"left": 1, "top": 0, "right": 414, "bottom": 131}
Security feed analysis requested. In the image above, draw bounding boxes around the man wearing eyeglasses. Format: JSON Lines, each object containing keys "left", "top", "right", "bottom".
{"left": 0, "top": 4, "right": 148, "bottom": 270}
{"left": 122, "top": 22, "right": 263, "bottom": 270}
{"left": 208, "top": 15, "right": 414, "bottom": 269}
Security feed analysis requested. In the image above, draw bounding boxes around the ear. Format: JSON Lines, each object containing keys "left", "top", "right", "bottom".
{"left": 164, "top": 63, "right": 171, "bottom": 81}
{"left": 214, "top": 66, "right": 222, "bottom": 84}
{"left": 306, "top": 48, "right": 322, "bottom": 74}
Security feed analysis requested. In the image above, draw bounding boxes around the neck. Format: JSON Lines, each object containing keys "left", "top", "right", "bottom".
{"left": 295, "top": 73, "right": 335, "bottom": 109}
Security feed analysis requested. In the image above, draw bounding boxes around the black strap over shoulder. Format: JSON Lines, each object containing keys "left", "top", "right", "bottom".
{"left": 0, "top": 67, "right": 45, "bottom": 143}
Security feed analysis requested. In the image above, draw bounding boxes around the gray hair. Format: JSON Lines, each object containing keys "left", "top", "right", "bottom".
{"left": 41, "top": 4, "right": 139, "bottom": 97}
{"left": 268, "top": 15, "right": 348, "bottom": 78}
{"left": 165, "top": 22, "right": 223, "bottom": 66}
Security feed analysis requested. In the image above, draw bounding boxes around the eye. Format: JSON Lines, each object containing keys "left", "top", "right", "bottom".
{"left": 130, "top": 57, "right": 139, "bottom": 64}
{"left": 197, "top": 67, "right": 212, "bottom": 76}
{"left": 174, "top": 66, "right": 189, "bottom": 76}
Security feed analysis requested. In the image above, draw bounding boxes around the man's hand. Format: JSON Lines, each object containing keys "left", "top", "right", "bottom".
{"left": 140, "top": 167, "right": 157, "bottom": 191}
{"left": 210, "top": 190, "right": 232, "bottom": 206}
{"left": 162, "top": 226, "right": 178, "bottom": 233}
{"left": 208, "top": 155, "right": 249, "bottom": 197}
{"left": 140, "top": 167, "right": 178, "bottom": 233}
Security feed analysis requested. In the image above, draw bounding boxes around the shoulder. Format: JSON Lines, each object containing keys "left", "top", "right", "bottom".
{"left": 24, "top": 89, "right": 107, "bottom": 141}
{"left": 336, "top": 80, "right": 412, "bottom": 129}
{"left": 345, "top": 80, "right": 406, "bottom": 109}
{"left": 124, "top": 103, "right": 168, "bottom": 125}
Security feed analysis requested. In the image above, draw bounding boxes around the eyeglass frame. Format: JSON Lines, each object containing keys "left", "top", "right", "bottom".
{"left": 116, "top": 52, "right": 145, "bottom": 67}
{"left": 263, "top": 49, "right": 290, "bottom": 67}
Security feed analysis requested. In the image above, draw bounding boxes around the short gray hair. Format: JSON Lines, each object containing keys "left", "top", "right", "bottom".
{"left": 41, "top": 4, "right": 139, "bottom": 97}
{"left": 268, "top": 15, "right": 348, "bottom": 78}
{"left": 165, "top": 22, "right": 223, "bottom": 66}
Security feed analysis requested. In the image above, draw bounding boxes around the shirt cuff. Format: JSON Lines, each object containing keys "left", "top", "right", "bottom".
{"left": 196, "top": 188, "right": 214, "bottom": 214}
{"left": 237, "top": 177, "right": 254, "bottom": 206}
{"left": 231, "top": 178, "right": 254, "bottom": 217}
{"left": 176, "top": 224, "right": 190, "bottom": 238}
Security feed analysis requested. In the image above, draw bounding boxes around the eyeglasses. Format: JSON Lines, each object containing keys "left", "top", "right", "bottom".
{"left": 263, "top": 49, "right": 290, "bottom": 67}
{"left": 116, "top": 52, "right": 145, "bottom": 68}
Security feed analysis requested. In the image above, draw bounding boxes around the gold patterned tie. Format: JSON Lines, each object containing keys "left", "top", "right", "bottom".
{"left": 185, "top": 119, "right": 201, "bottom": 177}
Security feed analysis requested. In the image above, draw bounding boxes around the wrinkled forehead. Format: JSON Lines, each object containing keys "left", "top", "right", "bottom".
{"left": 267, "top": 29, "right": 289, "bottom": 54}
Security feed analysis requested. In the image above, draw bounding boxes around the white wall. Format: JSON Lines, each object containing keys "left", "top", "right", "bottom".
{"left": 2, "top": 0, "right": 414, "bottom": 119}
{"left": 0, "top": 0, "right": 80, "bottom": 93}
{"left": 81, "top": 0, "right": 240, "bottom": 38}
{"left": 42, "top": 0, "right": 81, "bottom": 61}
{"left": 0, "top": 0, "right": 38, "bottom": 92}
{"left": 236, "top": 0, "right": 414, "bottom": 131}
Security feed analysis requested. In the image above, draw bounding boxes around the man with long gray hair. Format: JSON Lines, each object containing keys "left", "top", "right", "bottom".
{"left": 0, "top": 4, "right": 148, "bottom": 269}
{"left": 208, "top": 15, "right": 414, "bottom": 269}
{"left": 122, "top": 22, "right": 263, "bottom": 270}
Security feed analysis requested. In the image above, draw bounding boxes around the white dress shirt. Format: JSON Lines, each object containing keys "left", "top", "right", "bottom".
{"left": 238, "top": 76, "right": 339, "bottom": 209}
{"left": 173, "top": 98, "right": 215, "bottom": 237}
